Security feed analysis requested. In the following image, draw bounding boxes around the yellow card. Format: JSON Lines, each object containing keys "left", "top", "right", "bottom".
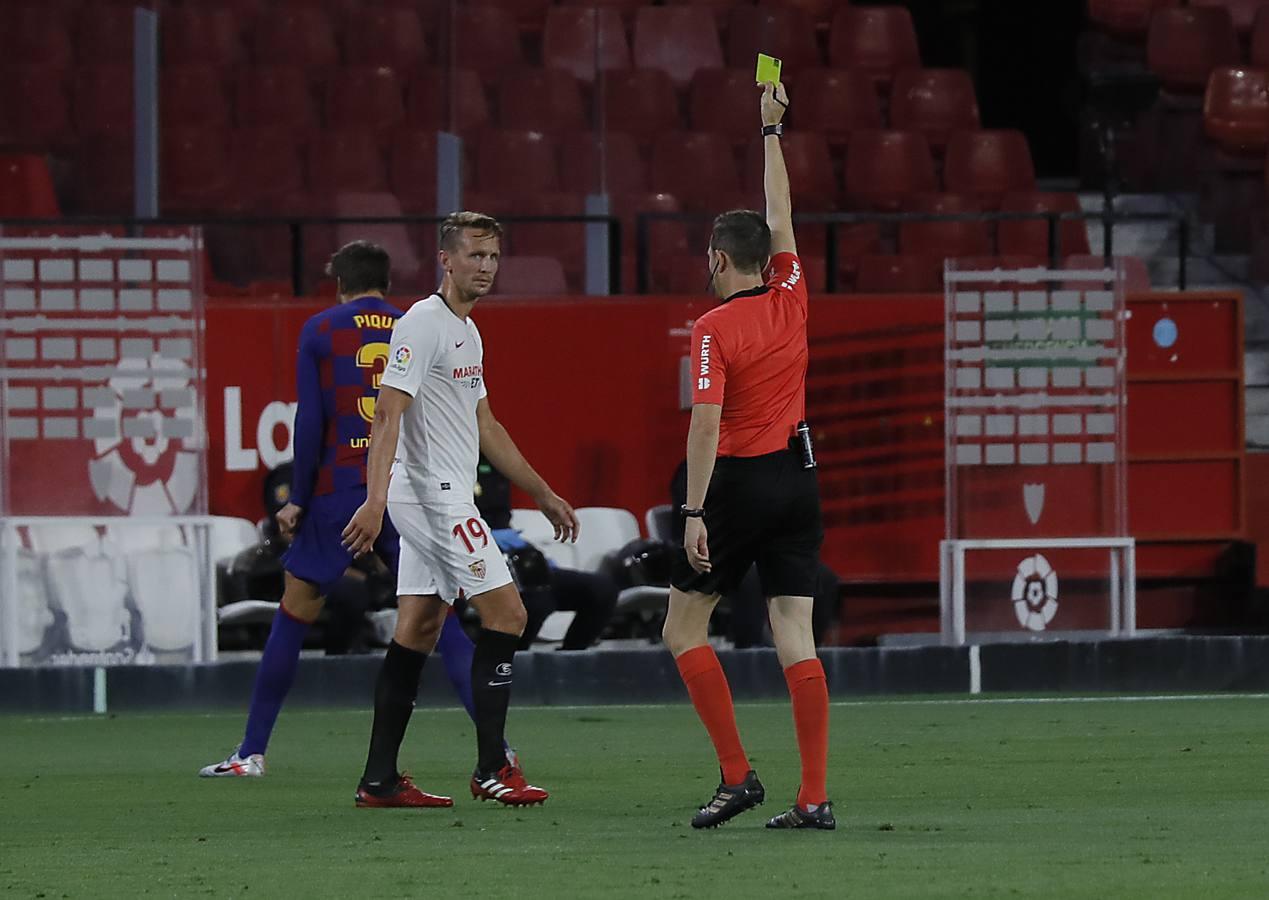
{"left": 755, "top": 53, "right": 782, "bottom": 86}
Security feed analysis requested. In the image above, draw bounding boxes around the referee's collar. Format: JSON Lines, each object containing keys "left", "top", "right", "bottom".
{"left": 721, "top": 285, "right": 770, "bottom": 305}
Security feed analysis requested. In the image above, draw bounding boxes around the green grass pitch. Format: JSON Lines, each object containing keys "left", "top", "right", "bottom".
{"left": 4, "top": 695, "right": 1268, "bottom": 898}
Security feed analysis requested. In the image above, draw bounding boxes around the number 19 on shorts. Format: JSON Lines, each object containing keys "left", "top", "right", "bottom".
{"left": 452, "top": 518, "right": 489, "bottom": 555}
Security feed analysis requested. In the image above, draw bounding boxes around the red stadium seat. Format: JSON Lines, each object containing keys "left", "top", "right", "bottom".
{"left": 473, "top": 130, "right": 559, "bottom": 196}
{"left": 610, "top": 191, "right": 692, "bottom": 291}
{"left": 558, "top": 0, "right": 646, "bottom": 19}
{"left": 650, "top": 132, "right": 743, "bottom": 211}
{"left": 484, "top": 0, "right": 557, "bottom": 30}
{"left": 889, "top": 68, "right": 981, "bottom": 153}
{"left": 691, "top": 69, "right": 766, "bottom": 142}
{"left": 943, "top": 129, "right": 1036, "bottom": 207}
{"left": 793, "top": 68, "right": 883, "bottom": 147}
{"left": 325, "top": 66, "right": 405, "bottom": 132}
{"left": 951, "top": 256, "right": 1048, "bottom": 288}
{"left": 406, "top": 67, "right": 490, "bottom": 135}
{"left": 828, "top": 6, "right": 921, "bottom": 85}
{"left": 73, "top": 65, "right": 133, "bottom": 140}
{"left": 1087, "top": 0, "right": 1181, "bottom": 37}
{"left": 543, "top": 7, "right": 631, "bottom": 83}
{"left": 453, "top": 6, "right": 524, "bottom": 79}
{"left": 0, "top": 154, "right": 60, "bottom": 217}
{"left": 236, "top": 66, "right": 320, "bottom": 130}
{"left": 744, "top": 133, "right": 840, "bottom": 211}
{"left": 854, "top": 254, "right": 942, "bottom": 293}
{"left": 1147, "top": 7, "right": 1240, "bottom": 93}
{"left": 663, "top": 253, "right": 715, "bottom": 294}
{"left": 633, "top": 7, "right": 725, "bottom": 88}
{"left": 388, "top": 129, "right": 438, "bottom": 213}
{"left": 834, "top": 223, "right": 885, "bottom": 287}
{"left": 251, "top": 9, "right": 339, "bottom": 68}
{"left": 497, "top": 68, "right": 588, "bottom": 133}
{"left": 726, "top": 6, "right": 822, "bottom": 72}
{"left": 560, "top": 132, "right": 647, "bottom": 195}
{"left": 12, "top": 9, "right": 74, "bottom": 67}
{"left": 664, "top": 0, "right": 748, "bottom": 26}
{"left": 307, "top": 130, "right": 388, "bottom": 193}
{"left": 997, "top": 192, "right": 1091, "bottom": 259}
{"left": 782, "top": 0, "right": 851, "bottom": 30}
{"left": 72, "top": 138, "right": 134, "bottom": 214}
{"left": 341, "top": 8, "right": 428, "bottom": 69}
{"left": 332, "top": 191, "right": 425, "bottom": 287}
{"left": 1063, "top": 254, "right": 1151, "bottom": 292}
{"left": 202, "top": 0, "right": 266, "bottom": 15}
{"left": 77, "top": 6, "right": 139, "bottom": 66}
{"left": 463, "top": 191, "right": 587, "bottom": 290}
{"left": 0, "top": 66, "right": 73, "bottom": 149}
{"left": 489, "top": 257, "right": 570, "bottom": 295}
{"left": 844, "top": 130, "right": 937, "bottom": 211}
{"left": 1205, "top": 67, "right": 1269, "bottom": 152}
{"left": 162, "top": 8, "right": 245, "bottom": 67}
{"left": 230, "top": 127, "right": 307, "bottom": 207}
{"left": 162, "top": 65, "right": 231, "bottom": 129}
{"left": 558, "top": 0, "right": 649, "bottom": 24}
{"left": 1253, "top": 7, "right": 1269, "bottom": 64}
{"left": 897, "top": 193, "right": 991, "bottom": 260}
{"left": 1191, "top": 0, "right": 1269, "bottom": 32}
{"left": 163, "top": 128, "right": 232, "bottom": 214}
{"left": 602, "top": 69, "right": 683, "bottom": 137}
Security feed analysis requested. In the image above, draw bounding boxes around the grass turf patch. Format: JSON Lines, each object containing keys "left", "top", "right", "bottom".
{"left": 3, "top": 696, "right": 1268, "bottom": 898}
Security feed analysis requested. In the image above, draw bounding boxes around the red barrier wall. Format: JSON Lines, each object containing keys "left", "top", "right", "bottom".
{"left": 204, "top": 290, "right": 1244, "bottom": 590}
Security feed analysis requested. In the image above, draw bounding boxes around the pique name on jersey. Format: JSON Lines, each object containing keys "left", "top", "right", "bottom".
{"left": 353, "top": 313, "right": 396, "bottom": 330}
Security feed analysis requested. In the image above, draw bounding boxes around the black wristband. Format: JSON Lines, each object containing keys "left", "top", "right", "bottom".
{"left": 680, "top": 506, "right": 705, "bottom": 518}
{"left": 762, "top": 123, "right": 783, "bottom": 137}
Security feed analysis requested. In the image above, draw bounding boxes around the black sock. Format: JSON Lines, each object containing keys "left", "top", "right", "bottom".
{"left": 472, "top": 628, "right": 519, "bottom": 776}
{"left": 361, "top": 640, "right": 428, "bottom": 788}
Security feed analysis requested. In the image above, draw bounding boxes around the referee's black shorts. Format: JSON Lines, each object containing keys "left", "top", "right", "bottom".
{"left": 671, "top": 446, "right": 824, "bottom": 598}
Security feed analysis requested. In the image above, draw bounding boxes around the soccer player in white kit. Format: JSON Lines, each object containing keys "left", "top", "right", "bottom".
{"left": 342, "top": 212, "right": 579, "bottom": 808}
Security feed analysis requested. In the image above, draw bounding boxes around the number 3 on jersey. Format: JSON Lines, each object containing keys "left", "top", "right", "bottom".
{"left": 452, "top": 518, "right": 488, "bottom": 554}
{"left": 355, "top": 342, "right": 391, "bottom": 423}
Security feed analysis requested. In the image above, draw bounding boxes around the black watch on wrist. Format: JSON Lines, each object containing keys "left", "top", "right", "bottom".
{"left": 680, "top": 506, "right": 706, "bottom": 519}
{"left": 762, "top": 123, "right": 783, "bottom": 137}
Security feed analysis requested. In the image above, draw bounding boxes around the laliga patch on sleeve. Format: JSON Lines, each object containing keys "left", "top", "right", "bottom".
{"left": 387, "top": 344, "right": 413, "bottom": 377}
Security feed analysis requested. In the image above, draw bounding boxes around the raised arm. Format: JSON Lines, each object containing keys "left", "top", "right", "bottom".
{"left": 761, "top": 81, "right": 796, "bottom": 258}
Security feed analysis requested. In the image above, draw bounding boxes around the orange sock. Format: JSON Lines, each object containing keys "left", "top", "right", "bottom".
{"left": 785, "top": 658, "right": 829, "bottom": 809}
{"left": 675, "top": 645, "right": 750, "bottom": 785}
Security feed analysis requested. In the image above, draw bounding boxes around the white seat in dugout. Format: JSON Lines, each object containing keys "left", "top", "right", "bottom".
{"left": 26, "top": 522, "right": 102, "bottom": 555}
{"left": 509, "top": 508, "right": 579, "bottom": 570}
{"left": 573, "top": 507, "right": 641, "bottom": 572}
{"left": 104, "top": 522, "right": 187, "bottom": 553}
{"left": 208, "top": 516, "right": 260, "bottom": 566}
{"left": 645, "top": 504, "right": 675, "bottom": 544}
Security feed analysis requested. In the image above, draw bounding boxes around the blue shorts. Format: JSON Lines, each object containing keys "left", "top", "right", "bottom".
{"left": 282, "top": 488, "right": 400, "bottom": 595}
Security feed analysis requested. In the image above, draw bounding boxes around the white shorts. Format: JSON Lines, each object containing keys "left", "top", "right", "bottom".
{"left": 388, "top": 500, "right": 513, "bottom": 604}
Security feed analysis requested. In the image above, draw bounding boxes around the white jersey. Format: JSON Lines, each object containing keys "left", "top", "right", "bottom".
{"left": 380, "top": 294, "right": 487, "bottom": 505}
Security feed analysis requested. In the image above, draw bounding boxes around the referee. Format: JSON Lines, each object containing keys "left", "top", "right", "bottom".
{"left": 663, "top": 82, "right": 833, "bottom": 831}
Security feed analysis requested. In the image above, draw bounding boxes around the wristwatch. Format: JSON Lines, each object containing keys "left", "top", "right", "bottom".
{"left": 762, "top": 123, "right": 783, "bottom": 137}
{"left": 680, "top": 506, "right": 706, "bottom": 518}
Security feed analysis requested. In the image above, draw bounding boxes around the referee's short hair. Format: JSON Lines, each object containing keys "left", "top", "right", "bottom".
{"left": 326, "top": 240, "right": 391, "bottom": 295}
{"left": 440, "top": 211, "right": 504, "bottom": 252}
{"left": 710, "top": 210, "right": 771, "bottom": 274}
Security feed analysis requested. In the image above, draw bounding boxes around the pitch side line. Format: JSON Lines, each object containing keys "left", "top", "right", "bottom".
{"left": 9, "top": 692, "right": 1269, "bottom": 724}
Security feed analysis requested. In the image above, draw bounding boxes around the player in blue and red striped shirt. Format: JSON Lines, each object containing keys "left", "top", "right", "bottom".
{"left": 200, "top": 243, "right": 502, "bottom": 797}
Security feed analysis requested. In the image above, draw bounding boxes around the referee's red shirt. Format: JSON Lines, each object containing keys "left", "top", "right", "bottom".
{"left": 690, "top": 252, "right": 808, "bottom": 457}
